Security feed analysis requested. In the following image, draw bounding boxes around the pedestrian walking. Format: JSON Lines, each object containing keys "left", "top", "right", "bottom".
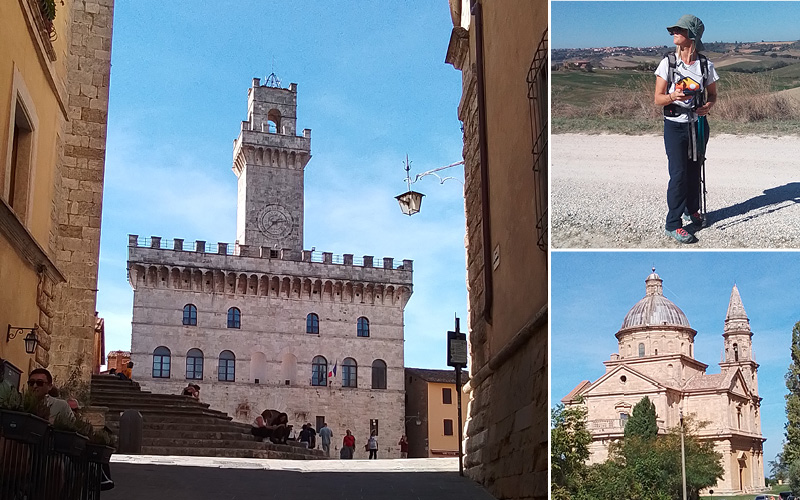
{"left": 299, "top": 423, "right": 311, "bottom": 448}
{"left": 366, "top": 431, "right": 378, "bottom": 460}
{"left": 318, "top": 422, "right": 333, "bottom": 457}
{"left": 307, "top": 422, "right": 317, "bottom": 449}
{"left": 342, "top": 429, "right": 356, "bottom": 459}
{"left": 655, "top": 15, "right": 719, "bottom": 244}
{"left": 398, "top": 434, "right": 409, "bottom": 458}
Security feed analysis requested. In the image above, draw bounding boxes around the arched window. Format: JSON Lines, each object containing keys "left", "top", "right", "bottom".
{"left": 218, "top": 350, "right": 235, "bottom": 382}
{"left": 152, "top": 346, "right": 171, "bottom": 378}
{"left": 306, "top": 313, "right": 319, "bottom": 334}
{"left": 183, "top": 304, "right": 197, "bottom": 326}
{"left": 638, "top": 343, "right": 645, "bottom": 357}
{"left": 227, "top": 307, "right": 241, "bottom": 329}
{"left": 733, "top": 343, "right": 739, "bottom": 362}
{"left": 311, "top": 356, "right": 328, "bottom": 386}
{"left": 186, "top": 348, "right": 203, "bottom": 380}
{"left": 371, "top": 359, "right": 387, "bottom": 389}
{"left": 342, "top": 358, "right": 358, "bottom": 388}
{"left": 357, "top": 317, "right": 370, "bottom": 337}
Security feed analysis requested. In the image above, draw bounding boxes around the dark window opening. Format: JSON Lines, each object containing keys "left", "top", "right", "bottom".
{"left": 444, "top": 419, "right": 454, "bottom": 436}
{"left": 442, "top": 387, "right": 452, "bottom": 404}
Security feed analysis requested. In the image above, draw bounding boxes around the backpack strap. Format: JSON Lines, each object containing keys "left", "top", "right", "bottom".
{"left": 665, "top": 52, "right": 677, "bottom": 87}
{"left": 698, "top": 53, "right": 709, "bottom": 87}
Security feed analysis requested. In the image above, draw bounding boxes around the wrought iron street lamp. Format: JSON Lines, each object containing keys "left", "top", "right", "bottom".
{"left": 395, "top": 155, "right": 464, "bottom": 216}
{"left": 7, "top": 325, "right": 39, "bottom": 354}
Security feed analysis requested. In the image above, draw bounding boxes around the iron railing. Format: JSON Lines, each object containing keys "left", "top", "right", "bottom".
{"left": 0, "top": 415, "right": 109, "bottom": 499}
{"left": 527, "top": 29, "right": 548, "bottom": 252}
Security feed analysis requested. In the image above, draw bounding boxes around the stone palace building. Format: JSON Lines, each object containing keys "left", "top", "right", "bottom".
{"left": 562, "top": 269, "right": 765, "bottom": 495}
{"left": 127, "top": 76, "right": 413, "bottom": 457}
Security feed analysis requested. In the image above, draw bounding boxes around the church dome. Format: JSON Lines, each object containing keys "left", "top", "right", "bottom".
{"left": 620, "top": 269, "right": 690, "bottom": 329}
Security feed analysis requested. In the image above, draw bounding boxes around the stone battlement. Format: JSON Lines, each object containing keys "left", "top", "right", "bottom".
{"left": 128, "top": 235, "right": 413, "bottom": 303}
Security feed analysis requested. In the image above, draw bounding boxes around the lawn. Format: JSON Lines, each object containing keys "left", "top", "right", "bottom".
{"left": 702, "top": 484, "right": 790, "bottom": 500}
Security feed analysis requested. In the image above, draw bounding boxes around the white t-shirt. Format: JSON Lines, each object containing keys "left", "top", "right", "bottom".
{"left": 654, "top": 55, "right": 720, "bottom": 123}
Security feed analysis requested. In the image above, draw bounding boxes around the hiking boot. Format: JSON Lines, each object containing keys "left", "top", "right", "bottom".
{"left": 664, "top": 227, "right": 697, "bottom": 244}
{"left": 682, "top": 211, "right": 705, "bottom": 227}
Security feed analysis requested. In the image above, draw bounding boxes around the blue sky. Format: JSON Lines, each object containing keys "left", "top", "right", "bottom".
{"left": 553, "top": 2, "right": 800, "bottom": 49}
{"left": 552, "top": 251, "right": 800, "bottom": 469}
{"left": 98, "top": 3, "right": 466, "bottom": 370}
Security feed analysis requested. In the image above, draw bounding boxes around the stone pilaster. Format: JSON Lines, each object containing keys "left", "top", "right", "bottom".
{"left": 49, "top": 0, "right": 114, "bottom": 385}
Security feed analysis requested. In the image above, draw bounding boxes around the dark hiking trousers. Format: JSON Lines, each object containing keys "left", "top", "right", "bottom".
{"left": 663, "top": 117, "right": 709, "bottom": 231}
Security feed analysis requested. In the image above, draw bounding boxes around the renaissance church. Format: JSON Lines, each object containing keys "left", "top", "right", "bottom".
{"left": 562, "top": 269, "right": 765, "bottom": 494}
{"left": 126, "top": 76, "right": 413, "bottom": 456}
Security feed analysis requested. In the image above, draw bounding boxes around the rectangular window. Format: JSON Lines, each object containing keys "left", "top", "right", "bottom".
{"left": 444, "top": 419, "right": 454, "bottom": 436}
{"left": 370, "top": 418, "right": 379, "bottom": 436}
{"left": 6, "top": 100, "right": 34, "bottom": 222}
{"left": 442, "top": 387, "right": 452, "bottom": 405}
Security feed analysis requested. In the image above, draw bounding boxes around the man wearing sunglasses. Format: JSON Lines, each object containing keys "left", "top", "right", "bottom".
{"left": 28, "top": 368, "right": 74, "bottom": 424}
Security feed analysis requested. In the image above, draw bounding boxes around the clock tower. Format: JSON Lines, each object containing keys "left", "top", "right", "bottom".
{"left": 232, "top": 74, "right": 311, "bottom": 254}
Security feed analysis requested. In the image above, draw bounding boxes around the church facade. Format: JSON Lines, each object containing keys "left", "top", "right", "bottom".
{"left": 127, "top": 77, "right": 413, "bottom": 457}
{"left": 562, "top": 270, "right": 765, "bottom": 495}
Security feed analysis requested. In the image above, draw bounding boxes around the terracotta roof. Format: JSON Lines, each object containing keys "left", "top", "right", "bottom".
{"left": 405, "top": 368, "right": 469, "bottom": 384}
{"left": 683, "top": 373, "right": 726, "bottom": 390}
{"left": 561, "top": 380, "right": 591, "bottom": 403}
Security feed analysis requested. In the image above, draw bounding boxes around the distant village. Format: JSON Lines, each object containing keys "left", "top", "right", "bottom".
{"left": 554, "top": 40, "right": 800, "bottom": 71}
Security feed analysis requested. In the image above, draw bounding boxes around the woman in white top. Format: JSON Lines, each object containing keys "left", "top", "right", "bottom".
{"left": 654, "top": 15, "right": 719, "bottom": 244}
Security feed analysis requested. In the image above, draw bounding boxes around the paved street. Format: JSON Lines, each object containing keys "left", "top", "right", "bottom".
{"left": 103, "top": 456, "right": 495, "bottom": 499}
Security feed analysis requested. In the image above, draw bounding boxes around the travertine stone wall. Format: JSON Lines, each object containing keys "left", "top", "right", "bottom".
{"left": 48, "top": 0, "right": 114, "bottom": 383}
{"left": 129, "top": 244, "right": 412, "bottom": 458}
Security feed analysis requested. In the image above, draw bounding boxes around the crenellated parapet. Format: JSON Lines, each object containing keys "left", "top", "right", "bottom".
{"left": 127, "top": 235, "right": 413, "bottom": 308}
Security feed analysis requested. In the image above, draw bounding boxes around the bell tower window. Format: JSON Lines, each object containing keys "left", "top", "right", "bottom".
{"left": 733, "top": 343, "right": 739, "bottom": 362}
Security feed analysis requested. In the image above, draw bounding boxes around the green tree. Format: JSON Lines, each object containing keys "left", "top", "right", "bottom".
{"left": 551, "top": 399, "right": 593, "bottom": 499}
{"left": 625, "top": 396, "right": 658, "bottom": 441}
{"left": 780, "top": 321, "right": 800, "bottom": 472}
{"left": 577, "top": 417, "right": 723, "bottom": 500}
{"left": 789, "top": 458, "right": 800, "bottom": 494}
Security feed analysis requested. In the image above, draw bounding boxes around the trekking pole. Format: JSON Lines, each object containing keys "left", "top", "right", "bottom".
{"left": 697, "top": 117, "right": 708, "bottom": 226}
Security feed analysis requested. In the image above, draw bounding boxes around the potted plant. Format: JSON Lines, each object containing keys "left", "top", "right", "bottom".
{"left": 51, "top": 414, "right": 90, "bottom": 457}
{"left": 85, "top": 427, "right": 115, "bottom": 463}
{"left": 0, "top": 385, "right": 50, "bottom": 445}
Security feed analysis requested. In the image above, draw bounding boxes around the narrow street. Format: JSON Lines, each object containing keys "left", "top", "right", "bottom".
{"left": 102, "top": 456, "right": 495, "bottom": 500}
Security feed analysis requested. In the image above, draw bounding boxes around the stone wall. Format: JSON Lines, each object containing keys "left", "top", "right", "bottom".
{"left": 129, "top": 244, "right": 410, "bottom": 459}
{"left": 48, "top": 0, "right": 114, "bottom": 384}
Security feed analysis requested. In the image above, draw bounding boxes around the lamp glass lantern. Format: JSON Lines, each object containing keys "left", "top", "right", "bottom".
{"left": 24, "top": 331, "right": 37, "bottom": 354}
{"left": 395, "top": 190, "right": 425, "bottom": 216}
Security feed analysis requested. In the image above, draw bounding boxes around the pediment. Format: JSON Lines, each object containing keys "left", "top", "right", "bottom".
{"left": 726, "top": 368, "right": 752, "bottom": 399}
{"left": 582, "top": 365, "right": 667, "bottom": 397}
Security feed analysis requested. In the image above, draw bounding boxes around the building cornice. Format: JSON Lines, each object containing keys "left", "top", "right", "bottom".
{"left": 0, "top": 198, "right": 65, "bottom": 283}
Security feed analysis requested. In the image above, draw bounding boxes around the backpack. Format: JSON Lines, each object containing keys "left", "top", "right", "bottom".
{"left": 665, "top": 51, "right": 708, "bottom": 89}
{"left": 663, "top": 52, "right": 709, "bottom": 114}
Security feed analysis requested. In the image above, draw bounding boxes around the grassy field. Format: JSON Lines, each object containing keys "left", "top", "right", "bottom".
{"left": 552, "top": 66, "right": 800, "bottom": 135}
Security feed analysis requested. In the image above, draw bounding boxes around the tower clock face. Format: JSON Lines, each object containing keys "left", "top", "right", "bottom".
{"left": 258, "top": 204, "right": 293, "bottom": 239}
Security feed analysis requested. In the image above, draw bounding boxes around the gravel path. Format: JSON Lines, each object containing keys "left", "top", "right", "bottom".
{"left": 552, "top": 133, "right": 800, "bottom": 248}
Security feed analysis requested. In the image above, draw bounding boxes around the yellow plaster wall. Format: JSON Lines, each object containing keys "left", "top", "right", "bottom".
{"left": 426, "top": 381, "right": 467, "bottom": 455}
{"left": 481, "top": 0, "right": 548, "bottom": 353}
{"left": 0, "top": 0, "right": 71, "bottom": 376}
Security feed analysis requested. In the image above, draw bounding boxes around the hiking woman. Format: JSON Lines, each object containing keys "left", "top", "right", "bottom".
{"left": 654, "top": 15, "right": 719, "bottom": 244}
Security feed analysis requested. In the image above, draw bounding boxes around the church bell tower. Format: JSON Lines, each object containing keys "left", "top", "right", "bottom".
{"left": 720, "top": 284, "right": 759, "bottom": 395}
{"left": 232, "top": 74, "right": 311, "bottom": 254}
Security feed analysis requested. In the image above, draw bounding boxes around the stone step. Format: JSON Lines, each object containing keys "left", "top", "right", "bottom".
{"left": 103, "top": 408, "right": 232, "bottom": 421}
{"left": 142, "top": 437, "right": 268, "bottom": 450}
{"left": 139, "top": 446, "right": 319, "bottom": 460}
{"left": 140, "top": 430, "right": 253, "bottom": 441}
{"left": 91, "top": 399, "right": 212, "bottom": 411}
{"left": 138, "top": 422, "right": 253, "bottom": 433}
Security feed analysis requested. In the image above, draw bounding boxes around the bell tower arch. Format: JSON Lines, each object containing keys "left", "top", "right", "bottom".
{"left": 232, "top": 74, "right": 311, "bottom": 254}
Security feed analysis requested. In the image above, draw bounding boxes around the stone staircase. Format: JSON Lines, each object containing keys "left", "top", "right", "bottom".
{"left": 90, "top": 374, "right": 325, "bottom": 459}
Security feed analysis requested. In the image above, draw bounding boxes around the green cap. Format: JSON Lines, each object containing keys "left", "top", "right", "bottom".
{"left": 667, "top": 15, "right": 705, "bottom": 51}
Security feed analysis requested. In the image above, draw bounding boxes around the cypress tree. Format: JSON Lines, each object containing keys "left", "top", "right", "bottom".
{"left": 624, "top": 396, "right": 658, "bottom": 441}
{"left": 782, "top": 321, "right": 800, "bottom": 468}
